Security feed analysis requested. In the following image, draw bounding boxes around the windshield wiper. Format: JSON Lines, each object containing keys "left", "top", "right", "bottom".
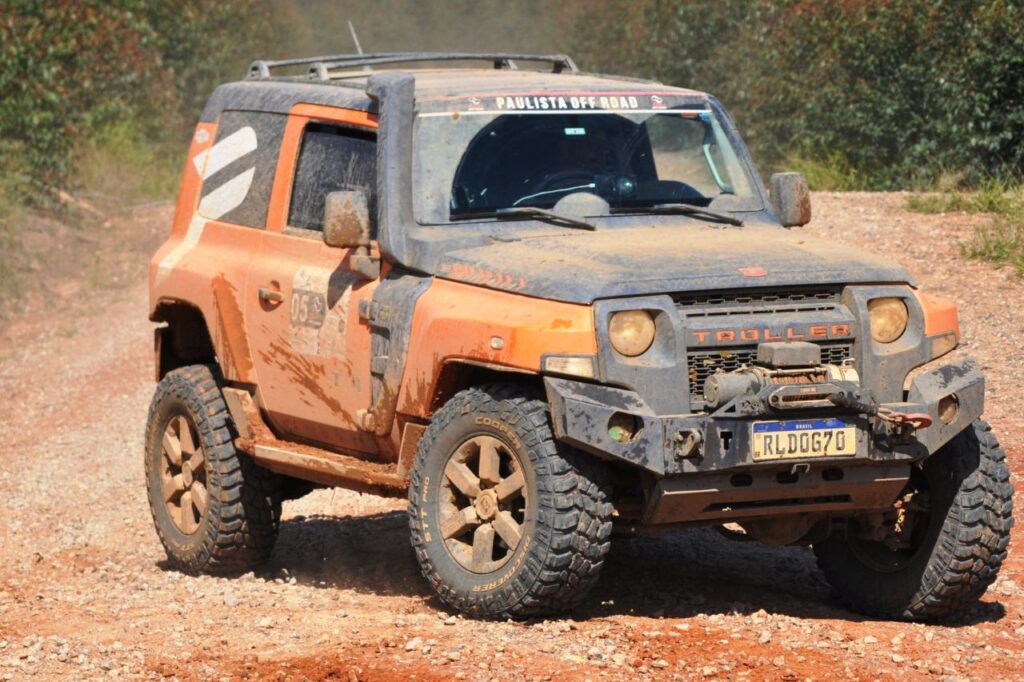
{"left": 611, "top": 203, "right": 743, "bottom": 226}
{"left": 452, "top": 206, "right": 596, "bottom": 231}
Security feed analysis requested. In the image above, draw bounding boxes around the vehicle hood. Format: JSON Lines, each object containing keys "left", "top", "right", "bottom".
{"left": 434, "top": 223, "right": 913, "bottom": 304}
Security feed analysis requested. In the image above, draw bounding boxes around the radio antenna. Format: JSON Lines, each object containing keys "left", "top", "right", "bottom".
{"left": 347, "top": 20, "right": 364, "bottom": 55}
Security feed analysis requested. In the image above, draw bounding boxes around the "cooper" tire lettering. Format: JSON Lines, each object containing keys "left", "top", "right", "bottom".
{"left": 473, "top": 416, "right": 522, "bottom": 449}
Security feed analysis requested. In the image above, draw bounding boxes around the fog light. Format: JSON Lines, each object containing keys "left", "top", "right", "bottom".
{"left": 608, "top": 412, "right": 641, "bottom": 443}
{"left": 938, "top": 394, "right": 959, "bottom": 424}
{"left": 868, "top": 297, "right": 909, "bottom": 343}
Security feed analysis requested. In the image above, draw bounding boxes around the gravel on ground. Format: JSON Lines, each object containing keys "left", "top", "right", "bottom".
{"left": 0, "top": 193, "right": 1021, "bottom": 681}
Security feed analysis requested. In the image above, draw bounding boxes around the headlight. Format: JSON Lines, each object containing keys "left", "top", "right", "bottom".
{"left": 868, "top": 297, "right": 909, "bottom": 343}
{"left": 608, "top": 310, "right": 656, "bottom": 356}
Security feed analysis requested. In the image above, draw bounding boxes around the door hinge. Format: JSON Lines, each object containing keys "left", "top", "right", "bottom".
{"left": 358, "top": 300, "right": 391, "bottom": 324}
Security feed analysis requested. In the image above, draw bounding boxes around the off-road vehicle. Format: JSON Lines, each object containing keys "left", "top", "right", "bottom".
{"left": 146, "top": 52, "right": 1012, "bottom": 620}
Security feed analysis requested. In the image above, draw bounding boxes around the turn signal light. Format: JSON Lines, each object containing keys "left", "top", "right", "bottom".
{"left": 542, "top": 355, "right": 596, "bottom": 379}
{"left": 931, "top": 331, "right": 958, "bottom": 358}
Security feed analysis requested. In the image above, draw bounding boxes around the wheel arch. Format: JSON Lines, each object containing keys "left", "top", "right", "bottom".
{"left": 152, "top": 298, "right": 216, "bottom": 380}
{"left": 427, "top": 360, "right": 543, "bottom": 415}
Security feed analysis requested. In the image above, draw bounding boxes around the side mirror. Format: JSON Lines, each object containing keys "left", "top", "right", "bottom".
{"left": 323, "top": 189, "right": 380, "bottom": 280}
{"left": 323, "top": 190, "right": 371, "bottom": 248}
{"left": 770, "top": 172, "right": 811, "bottom": 227}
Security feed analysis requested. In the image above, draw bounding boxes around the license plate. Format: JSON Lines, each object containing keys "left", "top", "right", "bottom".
{"left": 751, "top": 418, "right": 857, "bottom": 461}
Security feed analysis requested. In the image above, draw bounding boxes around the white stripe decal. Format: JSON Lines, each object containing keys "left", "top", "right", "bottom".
{"left": 155, "top": 214, "right": 209, "bottom": 284}
{"left": 198, "top": 167, "right": 255, "bottom": 220}
{"left": 156, "top": 126, "right": 259, "bottom": 285}
{"left": 192, "top": 148, "right": 210, "bottom": 175}
{"left": 202, "top": 126, "right": 257, "bottom": 178}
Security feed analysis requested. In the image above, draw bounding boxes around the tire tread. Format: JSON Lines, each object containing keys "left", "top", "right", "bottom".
{"left": 408, "top": 384, "right": 613, "bottom": 619}
{"left": 145, "top": 365, "right": 281, "bottom": 575}
{"left": 815, "top": 420, "right": 1013, "bottom": 620}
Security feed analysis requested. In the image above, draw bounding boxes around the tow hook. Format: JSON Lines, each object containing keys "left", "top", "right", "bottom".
{"left": 879, "top": 409, "right": 932, "bottom": 431}
{"left": 828, "top": 392, "right": 932, "bottom": 431}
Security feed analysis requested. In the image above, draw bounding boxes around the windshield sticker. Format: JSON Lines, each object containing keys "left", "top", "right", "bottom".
{"left": 496, "top": 94, "right": 641, "bottom": 111}
{"left": 419, "top": 93, "right": 709, "bottom": 117}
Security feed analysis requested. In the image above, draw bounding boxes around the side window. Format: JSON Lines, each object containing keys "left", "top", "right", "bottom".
{"left": 287, "top": 122, "right": 377, "bottom": 233}
{"left": 198, "top": 110, "right": 286, "bottom": 228}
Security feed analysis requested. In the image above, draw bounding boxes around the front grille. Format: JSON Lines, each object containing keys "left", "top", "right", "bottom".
{"left": 673, "top": 286, "right": 843, "bottom": 318}
{"left": 687, "top": 342, "right": 853, "bottom": 407}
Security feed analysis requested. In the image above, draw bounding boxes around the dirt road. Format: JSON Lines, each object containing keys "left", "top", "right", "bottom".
{"left": 0, "top": 193, "right": 1022, "bottom": 681}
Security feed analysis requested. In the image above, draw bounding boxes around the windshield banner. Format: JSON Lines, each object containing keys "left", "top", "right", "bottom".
{"left": 419, "top": 92, "right": 707, "bottom": 115}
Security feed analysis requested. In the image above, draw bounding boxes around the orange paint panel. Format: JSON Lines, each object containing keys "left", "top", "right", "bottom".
{"left": 290, "top": 103, "right": 379, "bottom": 128}
{"left": 915, "top": 291, "right": 959, "bottom": 339}
{"left": 148, "top": 122, "right": 217, "bottom": 296}
{"left": 149, "top": 120, "right": 266, "bottom": 384}
{"left": 398, "top": 279, "right": 596, "bottom": 417}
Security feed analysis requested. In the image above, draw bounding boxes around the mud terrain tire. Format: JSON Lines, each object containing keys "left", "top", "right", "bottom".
{"left": 145, "top": 365, "right": 281, "bottom": 574}
{"left": 409, "top": 384, "right": 613, "bottom": 619}
{"left": 814, "top": 420, "right": 1013, "bottom": 620}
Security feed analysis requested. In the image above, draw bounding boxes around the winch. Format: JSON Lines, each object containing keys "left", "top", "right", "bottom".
{"left": 702, "top": 341, "right": 860, "bottom": 409}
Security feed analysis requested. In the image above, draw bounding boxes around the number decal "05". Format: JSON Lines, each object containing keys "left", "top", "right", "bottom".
{"left": 290, "top": 289, "right": 327, "bottom": 329}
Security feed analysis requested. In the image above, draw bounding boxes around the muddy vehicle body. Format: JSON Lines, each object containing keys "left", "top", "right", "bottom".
{"left": 146, "top": 52, "right": 1012, "bottom": 620}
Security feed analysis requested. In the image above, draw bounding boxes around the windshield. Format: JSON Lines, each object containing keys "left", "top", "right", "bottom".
{"left": 413, "top": 95, "right": 762, "bottom": 224}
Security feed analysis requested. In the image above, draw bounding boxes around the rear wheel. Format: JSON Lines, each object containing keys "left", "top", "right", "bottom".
{"left": 408, "top": 384, "right": 613, "bottom": 619}
{"left": 814, "top": 420, "right": 1013, "bottom": 620}
{"left": 145, "top": 365, "right": 282, "bottom": 574}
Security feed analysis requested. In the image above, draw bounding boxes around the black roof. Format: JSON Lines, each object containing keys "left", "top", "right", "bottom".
{"left": 200, "top": 52, "right": 708, "bottom": 123}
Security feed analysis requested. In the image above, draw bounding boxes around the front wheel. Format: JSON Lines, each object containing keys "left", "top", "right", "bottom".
{"left": 408, "top": 384, "right": 613, "bottom": 619}
{"left": 814, "top": 420, "right": 1013, "bottom": 620}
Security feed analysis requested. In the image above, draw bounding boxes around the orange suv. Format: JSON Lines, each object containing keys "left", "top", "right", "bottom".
{"left": 146, "top": 52, "right": 1012, "bottom": 620}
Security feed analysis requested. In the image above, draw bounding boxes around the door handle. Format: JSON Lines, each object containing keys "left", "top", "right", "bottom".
{"left": 258, "top": 287, "right": 285, "bottom": 303}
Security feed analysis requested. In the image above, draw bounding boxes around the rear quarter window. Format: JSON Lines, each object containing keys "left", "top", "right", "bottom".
{"left": 197, "top": 110, "right": 286, "bottom": 228}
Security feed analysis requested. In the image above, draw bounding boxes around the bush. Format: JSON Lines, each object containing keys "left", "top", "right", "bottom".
{"left": 566, "top": 0, "right": 1024, "bottom": 190}
{"left": 75, "top": 122, "right": 182, "bottom": 209}
{"left": 0, "top": 1, "right": 291, "bottom": 205}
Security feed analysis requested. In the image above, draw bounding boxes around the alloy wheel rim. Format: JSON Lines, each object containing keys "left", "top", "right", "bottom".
{"left": 160, "top": 414, "right": 208, "bottom": 535}
{"left": 439, "top": 435, "right": 529, "bottom": 573}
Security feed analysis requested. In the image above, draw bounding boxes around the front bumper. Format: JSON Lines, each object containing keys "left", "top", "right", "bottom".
{"left": 544, "top": 358, "right": 984, "bottom": 523}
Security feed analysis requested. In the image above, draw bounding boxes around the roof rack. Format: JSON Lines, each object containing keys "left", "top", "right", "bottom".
{"left": 247, "top": 52, "right": 579, "bottom": 80}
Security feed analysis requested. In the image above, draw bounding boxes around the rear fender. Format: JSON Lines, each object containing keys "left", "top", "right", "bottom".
{"left": 151, "top": 299, "right": 215, "bottom": 380}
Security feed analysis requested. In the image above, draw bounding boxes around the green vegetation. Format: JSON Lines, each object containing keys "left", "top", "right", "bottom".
{"left": 0, "top": 0, "right": 290, "bottom": 296}
{"left": 568, "top": 0, "right": 1024, "bottom": 191}
{"left": 963, "top": 217, "right": 1024, "bottom": 275}
{"left": 906, "top": 184, "right": 1024, "bottom": 274}
{"left": 75, "top": 122, "right": 182, "bottom": 208}
{"left": 1, "top": 0, "right": 1022, "bottom": 295}
{"left": 4, "top": 0, "right": 1019, "bottom": 202}
{"left": 905, "top": 182, "right": 1023, "bottom": 215}
{"left": 0, "top": 1, "right": 286, "bottom": 204}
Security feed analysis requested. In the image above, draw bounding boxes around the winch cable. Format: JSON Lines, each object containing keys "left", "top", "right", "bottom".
{"left": 828, "top": 392, "right": 932, "bottom": 430}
